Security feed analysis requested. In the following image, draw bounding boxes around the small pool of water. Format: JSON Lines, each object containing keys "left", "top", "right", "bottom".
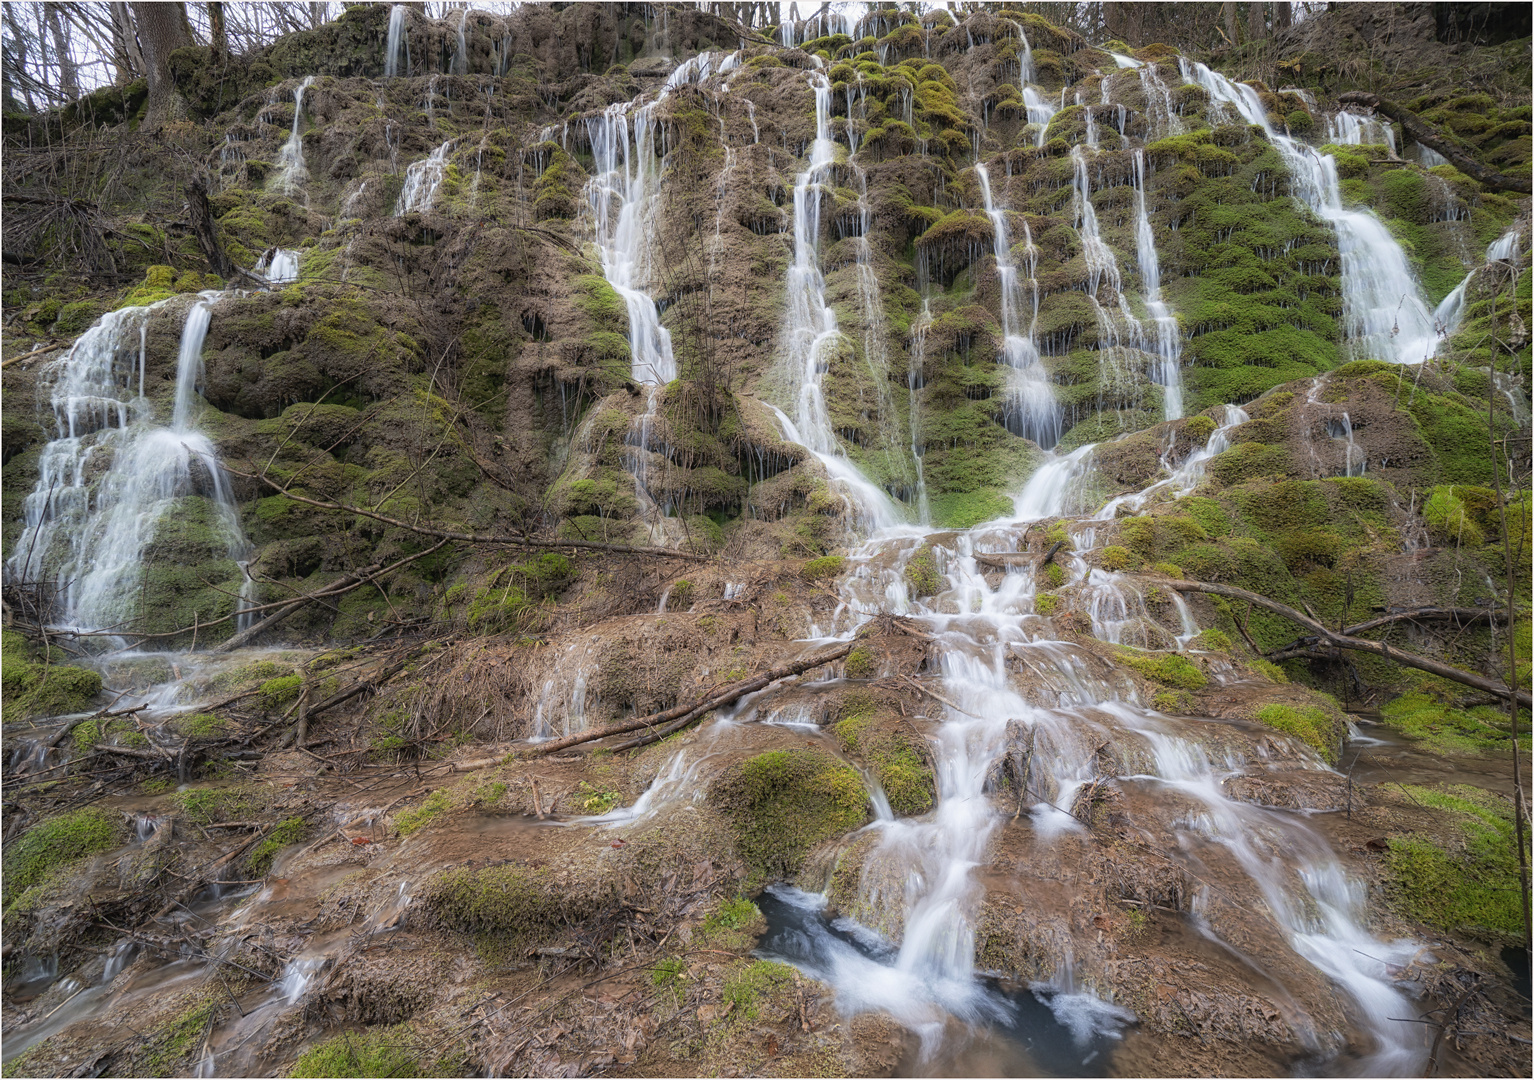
{"left": 753, "top": 885, "right": 1132, "bottom": 1078}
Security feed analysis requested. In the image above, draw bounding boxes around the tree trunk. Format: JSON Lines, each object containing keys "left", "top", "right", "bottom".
{"left": 1339, "top": 91, "right": 1533, "bottom": 194}
{"left": 208, "top": 1, "right": 226, "bottom": 63}
{"left": 1247, "top": 1, "right": 1266, "bottom": 41}
{"left": 109, "top": 2, "right": 143, "bottom": 84}
{"left": 3, "top": 5, "right": 36, "bottom": 111}
{"left": 1273, "top": 2, "right": 1292, "bottom": 31}
{"left": 44, "top": 3, "right": 78, "bottom": 99}
{"left": 186, "top": 176, "right": 233, "bottom": 278}
{"left": 1221, "top": 1, "right": 1239, "bottom": 45}
{"left": 130, "top": 1, "right": 192, "bottom": 131}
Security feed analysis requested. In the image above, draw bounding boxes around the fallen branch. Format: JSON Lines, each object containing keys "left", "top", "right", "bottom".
{"left": 1338, "top": 92, "right": 1532, "bottom": 194}
{"left": 220, "top": 462, "right": 711, "bottom": 561}
{"left": 0, "top": 339, "right": 66, "bottom": 368}
{"left": 1165, "top": 579, "right": 1532, "bottom": 707}
{"left": 521, "top": 640, "right": 858, "bottom": 758}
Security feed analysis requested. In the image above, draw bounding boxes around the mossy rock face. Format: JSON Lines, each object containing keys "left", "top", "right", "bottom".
{"left": 1253, "top": 702, "right": 1344, "bottom": 763}
{"left": 834, "top": 694, "right": 935, "bottom": 817}
{"left": 711, "top": 747, "right": 870, "bottom": 879}
{"left": 1383, "top": 784, "right": 1525, "bottom": 943}
{"left": 1, "top": 629, "right": 103, "bottom": 720}
{"left": 3, "top": 807, "right": 125, "bottom": 897}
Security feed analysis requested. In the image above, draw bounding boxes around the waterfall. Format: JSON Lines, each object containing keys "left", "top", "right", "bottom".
{"left": 1132, "top": 149, "right": 1184, "bottom": 420}
{"left": 7, "top": 296, "right": 254, "bottom": 639}
{"left": 273, "top": 76, "right": 315, "bottom": 195}
{"left": 256, "top": 249, "right": 301, "bottom": 284}
{"left": 383, "top": 5, "right": 409, "bottom": 77}
{"left": 975, "top": 163, "right": 1061, "bottom": 448}
{"left": 1180, "top": 60, "right": 1439, "bottom": 364}
{"left": 1326, "top": 108, "right": 1397, "bottom": 155}
{"left": 1433, "top": 223, "right": 1524, "bottom": 336}
{"left": 1071, "top": 146, "right": 1145, "bottom": 411}
{"left": 453, "top": 9, "right": 468, "bottom": 75}
{"left": 907, "top": 301, "right": 933, "bottom": 525}
{"left": 1137, "top": 62, "right": 1183, "bottom": 140}
{"left": 1017, "top": 31, "right": 1058, "bottom": 148}
{"left": 394, "top": 139, "right": 453, "bottom": 215}
{"left": 1095, "top": 403, "right": 1251, "bottom": 519}
{"left": 775, "top": 72, "right": 905, "bottom": 534}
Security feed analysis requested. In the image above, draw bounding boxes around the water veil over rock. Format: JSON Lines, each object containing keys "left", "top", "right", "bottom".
{"left": 0, "top": 3, "right": 1528, "bottom": 1078}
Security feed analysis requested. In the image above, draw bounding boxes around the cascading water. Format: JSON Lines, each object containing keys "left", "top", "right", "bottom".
{"left": 7, "top": 295, "right": 254, "bottom": 639}
{"left": 1017, "top": 31, "right": 1058, "bottom": 148}
{"left": 1433, "top": 223, "right": 1525, "bottom": 335}
{"left": 395, "top": 139, "right": 453, "bottom": 215}
{"left": 273, "top": 76, "right": 315, "bottom": 195}
{"left": 1325, "top": 107, "right": 1397, "bottom": 155}
{"left": 975, "top": 163, "right": 1061, "bottom": 448}
{"left": 907, "top": 301, "right": 933, "bottom": 525}
{"left": 1131, "top": 149, "right": 1184, "bottom": 420}
{"left": 1071, "top": 146, "right": 1145, "bottom": 409}
{"left": 383, "top": 4, "right": 409, "bottom": 77}
{"left": 1180, "top": 60, "right": 1438, "bottom": 364}
{"left": 775, "top": 71, "right": 906, "bottom": 533}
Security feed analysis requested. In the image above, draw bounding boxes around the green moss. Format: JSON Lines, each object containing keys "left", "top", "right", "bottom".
{"left": 801, "top": 555, "right": 845, "bottom": 582}
{"left": 247, "top": 817, "right": 307, "bottom": 877}
{"left": 1379, "top": 684, "right": 1522, "bottom": 755}
{"left": 1042, "top": 562, "right": 1066, "bottom": 589}
{"left": 1423, "top": 486, "right": 1485, "bottom": 547}
{"left": 174, "top": 713, "right": 228, "bottom": 738}
{"left": 929, "top": 489, "right": 1012, "bottom": 529}
{"left": 1383, "top": 785, "right": 1523, "bottom": 941}
{"left": 1251, "top": 658, "right": 1288, "bottom": 684}
{"left": 1034, "top": 593, "right": 1059, "bottom": 615}
{"left": 172, "top": 786, "right": 264, "bottom": 826}
{"left": 1, "top": 630, "right": 103, "bottom": 719}
{"left": 3, "top": 807, "right": 122, "bottom": 895}
{"left": 258, "top": 673, "right": 303, "bottom": 709}
{"left": 1117, "top": 649, "right": 1208, "bottom": 691}
{"left": 905, "top": 544, "right": 941, "bottom": 597}
{"left": 844, "top": 647, "right": 876, "bottom": 678}
{"left": 140, "top": 996, "right": 219, "bottom": 1077}
{"left": 1180, "top": 497, "right": 1231, "bottom": 538}
{"left": 1253, "top": 702, "right": 1340, "bottom": 762}
{"left": 713, "top": 748, "right": 869, "bottom": 878}
{"left": 574, "top": 781, "right": 620, "bottom": 814}
{"left": 1193, "top": 629, "right": 1233, "bottom": 651}
{"left": 395, "top": 790, "right": 451, "bottom": 836}
{"left": 1100, "top": 545, "right": 1134, "bottom": 571}
{"left": 721, "top": 960, "right": 797, "bottom": 1020}
{"left": 1154, "top": 689, "right": 1196, "bottom": 713}
{"left": 290, "top": 1027, "right": 420, "bottom": 1078}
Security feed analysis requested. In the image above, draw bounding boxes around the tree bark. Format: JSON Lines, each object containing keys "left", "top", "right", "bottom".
{"left": 208, "top": 1, "right": 226, "bottom": 63}
{"left": 1247, "top": 1, "right": 1266, "bottom": 41}
{"left": 109, "top": 2, "right": 143, "bottom": 84}
{"left": 1165, "top": 579, "right": 1533, "bottom": 707}
{"left": 521, "top": 640, "right": 857, "bottom": 758}
{"left": 1221, "top": 1, "right": 1239, "bottom": 44}
{"left": 130, "top": 1, "right": 192, "bottom": 131}
{"left": 1339, "top": 91, "right": 1533, "bottom": 194}
{"left": 185, "top": 176, "right": 233, "bottom": 278}
{"left": 44, "top": 3, "right": 78, "bottom": 99}
{"left": 1273, "top": 1, "right": 1292, "bottom": 31}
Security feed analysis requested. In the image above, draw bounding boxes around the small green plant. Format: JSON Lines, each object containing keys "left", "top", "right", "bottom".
{"left": 1117, "top": 649, "right": 1207, "bottom": 690}
{"left": 575, "top": 782, "right": 620, "bottom": 815}
{"left": 1153, "top": 689, "right": 1196, "bottom": 713}
{"left": 721, "top": 960, "right": 796, "bottom": 1019}
{"left": 904, "top": 544, "right": 941, "bottom": 596}
{"left": 651, "top": 955, "right": 686, "bottom": 1003}
{"left": 1034, "top": 594, "right": 1059, "bottom": 615}
{"left": 172, "top": 786, "right": 261, "bottom": 826}
{"left": 258, "top": 673, "right": 303, "bottom": 709}
{"left": 176, "top": 713, "right": 228, "bottom": 737}
{"left": 1042, "top": 562, "right": 1066, "bottom": 588}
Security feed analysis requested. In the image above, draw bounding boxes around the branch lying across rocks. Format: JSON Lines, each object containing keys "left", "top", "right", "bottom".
{"left": 1266, "top": 607, "right": 1510, "bottom": 661}
{"left": 1164, "top": 579, "right": 1531, "bottom": 708}
{"left": 221, "top": 462, "right": 712, "bottom": 562}
{"left": 1338, "top": 92, "right": 1533, "bottom": 195}
{"left": 519, "top": 640, "right": 859, "bottom": 759}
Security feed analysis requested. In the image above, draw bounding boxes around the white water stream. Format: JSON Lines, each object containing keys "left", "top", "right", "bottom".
{"left": 394, "top": 138, "right": 453, "bottom": 215}
{"left": 273, "top": 76, "right": 315, "bottom": 195}
{"left": 7, "top": 295, "right": 254, "bottom": 639}
{"left": 1179, "top": 61, "right": 1439, "bottom": 365}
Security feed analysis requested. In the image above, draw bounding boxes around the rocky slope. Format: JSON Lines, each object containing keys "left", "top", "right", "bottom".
{"left": 1, "top": 4, "right": 1531, "bottom": 1077}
